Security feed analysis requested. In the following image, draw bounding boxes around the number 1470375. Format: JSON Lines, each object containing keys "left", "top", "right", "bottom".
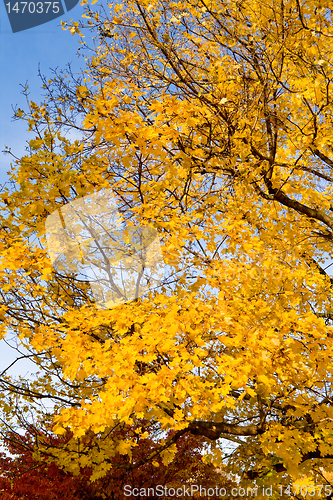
{"left": 5, "top": 2, "right": 60, "bottom": 14}
{"left": 278, "top": 485, "right": 332, "bottom": 496}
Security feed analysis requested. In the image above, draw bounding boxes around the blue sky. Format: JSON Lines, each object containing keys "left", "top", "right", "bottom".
{"left": 0, "top": 1, "right": 91, "bottom": 375}
{"left": 0, "top": 0, "right": 88, "bottom": 185}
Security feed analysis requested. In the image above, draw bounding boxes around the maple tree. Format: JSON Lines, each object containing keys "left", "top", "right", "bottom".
{"left": 2, "top": 0, "right": 333, "bottom": 493}
{"left": 0, "top": 420, "right": 238, "bottom": 500}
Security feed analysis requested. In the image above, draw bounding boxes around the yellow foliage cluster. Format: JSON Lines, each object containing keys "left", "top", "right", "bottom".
{"left": 2, "top": 0, "right": 333, "bottom": 490}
